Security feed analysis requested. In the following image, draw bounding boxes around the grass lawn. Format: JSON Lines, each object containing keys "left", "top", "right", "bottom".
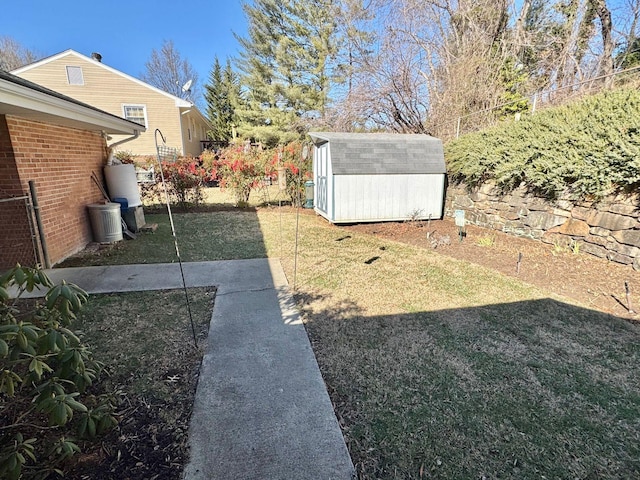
{"left": 59, "top": 210, "right": 268, "bottom": 266}
{"left": 257, "top": 209, "right": 640, "bottom": 478}
{"left": 61, "top": 199, "right": 640, "bottom": 479}
{"left": 72, "top": 288, "right": 213, "bottom": 478}
{"left": 59, "top": 187, "right": 279, "bottom": 266}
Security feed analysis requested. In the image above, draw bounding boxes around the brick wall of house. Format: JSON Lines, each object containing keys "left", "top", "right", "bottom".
{"left": 2, "top": 115, "right": 108, "bottom": 267}
{"left": 0, "top": 115, "right": 38, "bottom": 268}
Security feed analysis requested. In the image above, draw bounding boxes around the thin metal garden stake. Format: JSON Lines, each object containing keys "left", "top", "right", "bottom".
{"left": 516, "top": 252, "right": 523, "bottom": 275}
{"left": 277, "top": 148, "right": 284, "bottom": 261}
{"left": 293, "top": 164, "right": 301, "bottom": 291}
{"left": 292, "top": 144, "right": 309, "bottom": 291}
{"left": 625, "top": 281, "right": 635, "bottom": 314}
{"left": 279, "top": 198, "right": 283, "bottom": 260}
{"left": 293, "top": 205, "right": 300, "bottom": 290}
{"left": 154, "top": 129, "right": 198, "bottom": 347}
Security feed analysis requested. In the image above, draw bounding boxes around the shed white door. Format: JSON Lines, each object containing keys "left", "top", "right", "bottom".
{"left": 314, "top": 143, "right": 329, "bottom": 213}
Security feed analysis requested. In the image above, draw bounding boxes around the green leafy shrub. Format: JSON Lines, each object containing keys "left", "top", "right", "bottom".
{"left": 446, "top": 88, "right": 640, "bottom": 200}
{"left": 0, "top": 266, "right": 116, "bottom": 479}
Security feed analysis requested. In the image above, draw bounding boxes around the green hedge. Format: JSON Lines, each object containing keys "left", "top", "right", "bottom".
{"left": 445, "top": 88, "right": 640, "bottom": 200}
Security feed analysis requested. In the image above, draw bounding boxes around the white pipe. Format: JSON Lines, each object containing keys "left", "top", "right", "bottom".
{"left": 107, "top": 129, "right": 141, "bottom": 150}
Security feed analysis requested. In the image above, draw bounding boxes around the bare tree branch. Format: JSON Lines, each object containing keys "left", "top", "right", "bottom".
{"left": 0, "top": 36, "right": 40, "bottom": 71}
{"left": 141, "top": 40, "right": 199, "bottom": 103}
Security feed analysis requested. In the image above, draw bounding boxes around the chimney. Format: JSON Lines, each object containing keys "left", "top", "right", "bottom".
{"left": 91, "top": 52, "right": 102, "bottom": 62}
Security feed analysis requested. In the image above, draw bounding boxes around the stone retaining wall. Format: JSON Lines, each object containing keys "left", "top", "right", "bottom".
{"left": 444, "top": 182, "right": 640, "bottom": 270}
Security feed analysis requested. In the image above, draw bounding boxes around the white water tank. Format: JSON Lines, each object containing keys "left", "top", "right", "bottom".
{"left": 104, "top": 164, "right": 142, "bottom": 207}
{"left": 87, "top": 203, "right": 123, "bottom": 243}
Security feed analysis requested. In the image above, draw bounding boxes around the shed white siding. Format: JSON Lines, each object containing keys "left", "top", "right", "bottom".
{"left": 333, "top": 174, "right": 445, "bottom": 223}
{"left": 310, "top": 132, "right": 446, "bottom": 224}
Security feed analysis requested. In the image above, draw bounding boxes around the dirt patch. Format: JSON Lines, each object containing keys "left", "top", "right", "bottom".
{"left": 344, "top": 217, "right": 640, "bottom": 319}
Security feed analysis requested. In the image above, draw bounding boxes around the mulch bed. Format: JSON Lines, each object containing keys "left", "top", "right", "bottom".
{"left": 345, "top": 217, "right": 640, "bottom": 320}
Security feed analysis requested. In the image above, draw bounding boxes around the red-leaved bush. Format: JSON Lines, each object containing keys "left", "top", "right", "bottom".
{"left": 209, "top": 145, "right": 273, "bottom": 206}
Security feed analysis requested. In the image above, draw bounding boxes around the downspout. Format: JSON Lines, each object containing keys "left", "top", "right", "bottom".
{"left": 107, "top": 129, "right": 140, "bottom": 151}
{"left": 105, "top": 130, "right": 140, "bottom": 165}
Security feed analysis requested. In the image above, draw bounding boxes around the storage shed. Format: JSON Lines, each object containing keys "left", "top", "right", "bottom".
{"left": 309, "top": 132, "right": 446, "bottom": 224}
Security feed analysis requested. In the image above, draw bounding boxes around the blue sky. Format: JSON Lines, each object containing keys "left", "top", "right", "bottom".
{"left": 1, "top": 0, "right": 247, "bottom": 86}
{"left": 2, "top": 0, "right": 634, "bottom": 97}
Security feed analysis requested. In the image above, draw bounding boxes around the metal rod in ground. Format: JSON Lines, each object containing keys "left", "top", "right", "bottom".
{"left": 279, "top": 199, "right": 283, "bottom": 260}
{"left": 162, "top": 177, "right": 198, "bottom": 347}
{"left": 625, "top": 281, "right": 635, "bottom": 314}
{"left": 293, "top": 205, "right": 300, "bottom": 291}
{"left": 516, "top": 252, "right": 523, "bottom": 275}
{"left": 154, "top": 129, "right": 197, "bottom": 347}
{"left": 293, "top": 165, "right": 304, "bottom": 291}
{"left": 177, "top": 250, "right": 198, "bottom": 346}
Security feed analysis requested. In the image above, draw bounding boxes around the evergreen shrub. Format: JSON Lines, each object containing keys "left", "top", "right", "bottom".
{"left": 0, "top": 266, "right": 115, "bottom": 479}
{"left": 445, "top": 88, "right": 640, "bottom": 200}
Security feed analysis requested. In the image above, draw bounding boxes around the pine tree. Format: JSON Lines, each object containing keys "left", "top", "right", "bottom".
{"left": 204, "top": 57, "right": 241, "bottom": 142}
{"left": 235, "top": 0, "right": 339, "bottom": 146}
{"left": 223, "top": 60, "right": 243, "bottom": 140}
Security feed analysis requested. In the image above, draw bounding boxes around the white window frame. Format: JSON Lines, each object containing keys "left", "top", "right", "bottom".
{"left": 122, "top": 104, "right": 148, "bottom": 127}
{"left": 135, "top": 165, "right": 156, "bottom": 184}
{"left": 66, "top": 66, "right": 84, "bottom": 85}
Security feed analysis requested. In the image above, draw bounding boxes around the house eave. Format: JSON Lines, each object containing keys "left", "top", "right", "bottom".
{"left": 179, "top": 105, "right": 212, "bottom": 128}
{"left": 14, "top": 50, "right": 197, "bottom": 110}
{"left": 0, "top": 77, "right": 144, "bottom": 135}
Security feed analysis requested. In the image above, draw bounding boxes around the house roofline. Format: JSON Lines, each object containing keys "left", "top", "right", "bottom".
{"left": 0, "top": 70, "right": 144, "bottom": 135}
{"left": 12, "top": 49, "right": 194, "bottom": 109}
{"left": 179, "top": 105, "right": 211, "bottom": 127}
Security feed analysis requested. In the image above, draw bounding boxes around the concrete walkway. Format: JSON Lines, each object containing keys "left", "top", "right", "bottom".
{"left": 11, "top": 259, "right": 354, "bottom": 480}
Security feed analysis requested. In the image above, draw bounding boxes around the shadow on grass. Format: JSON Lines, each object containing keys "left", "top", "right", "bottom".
{"left": 52, "top": 206, "right": 640, "bottom": 479}
{"left": 295, "top": 290, "right": 640, "bottom": 480}
{"left": 58, "top": 209, "right": 269, "bottom": 267}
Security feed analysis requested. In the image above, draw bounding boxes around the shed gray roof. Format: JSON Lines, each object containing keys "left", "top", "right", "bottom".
{"left": 309, "top": 132, "right": 446, "bottom": 175}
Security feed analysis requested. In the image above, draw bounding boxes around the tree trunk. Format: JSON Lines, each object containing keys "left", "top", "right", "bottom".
{"left": 591, "top": 0, "right": 615, "bottom": 87}
{"left": 514, "top": 0, "right": 532, "bottom": 57}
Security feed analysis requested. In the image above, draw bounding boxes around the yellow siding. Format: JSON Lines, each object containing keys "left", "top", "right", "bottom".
{"left": 180, "top": 109, "right": 211, "bottom": 157}
{"left": 17, "top": 53, "right": 209, "bottom": 157}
